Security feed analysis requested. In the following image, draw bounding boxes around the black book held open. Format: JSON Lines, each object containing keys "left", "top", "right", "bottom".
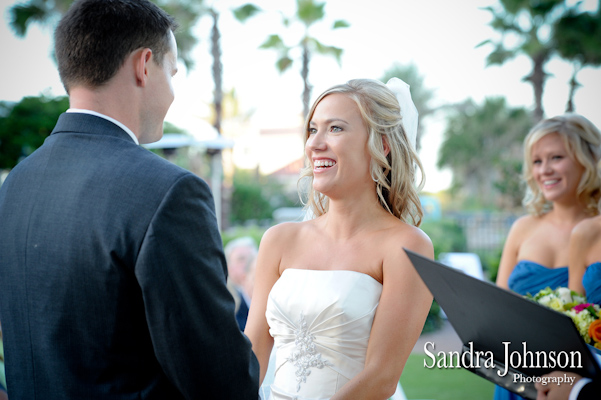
{"left": 404, "top": 249, "right": 601, "bottom": 400}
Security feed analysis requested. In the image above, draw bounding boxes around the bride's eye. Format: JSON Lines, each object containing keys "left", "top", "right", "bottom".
{"left": 330, "top": 126, "right": 342, "bottom": 133}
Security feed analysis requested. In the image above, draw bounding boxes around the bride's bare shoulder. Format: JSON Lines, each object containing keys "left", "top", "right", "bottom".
{"left": 260, "top": 219, "right": 314, "bottom": 246}
{"left": 384, "top": 219, "right": 434, "bottom": 258}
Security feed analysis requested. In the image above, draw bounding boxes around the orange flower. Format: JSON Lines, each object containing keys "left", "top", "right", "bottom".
{"left": 588, "top": 319, "right": 601, "bottom": 343}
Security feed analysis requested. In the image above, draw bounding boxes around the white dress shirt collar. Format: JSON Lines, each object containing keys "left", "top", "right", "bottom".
{"left": 67, "top": 108, "right": 139, "bottom": 145}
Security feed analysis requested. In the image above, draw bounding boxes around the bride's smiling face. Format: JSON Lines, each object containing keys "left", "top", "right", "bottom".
{"left": 305, "top": 93, "right": 372, "bottom": 196}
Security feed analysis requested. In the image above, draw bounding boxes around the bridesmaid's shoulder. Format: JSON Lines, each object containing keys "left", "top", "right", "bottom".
{"left": 508, "top": 214, "right": 541, "bottom": 235}
{"left": 572, "top": 215, "right": 601, "bottom": 240}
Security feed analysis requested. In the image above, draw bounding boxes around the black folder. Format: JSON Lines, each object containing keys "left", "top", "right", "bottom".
{"left": 404, "top": 249, "right": 601, "bottom": 400}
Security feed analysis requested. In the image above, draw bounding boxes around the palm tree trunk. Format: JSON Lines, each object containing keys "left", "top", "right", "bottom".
{"left": 301, "top": 39, "right": 311, "bottom": 120}
{"left": 210, "top": 9, "right": 223, "bottom": 134}
{"left": 566, "top": 63, "right": 582, "bottom": 113}
{"left": 210, "top": 9, "right": 224, "bottom": 229}
{"left": 527, "top": 52, "right": 548, "bottom": 122}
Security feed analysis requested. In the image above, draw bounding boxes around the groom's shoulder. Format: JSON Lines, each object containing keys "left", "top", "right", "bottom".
{"left": 115, "top": 146, "right": 208, "bottom": 192}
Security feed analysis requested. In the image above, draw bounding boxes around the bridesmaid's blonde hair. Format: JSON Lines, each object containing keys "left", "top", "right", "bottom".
{"left": 523, "top": 113, "right": 601, "bottom": 216}
{"left": 299, "top": 79, "right": 425, "bottom": 226}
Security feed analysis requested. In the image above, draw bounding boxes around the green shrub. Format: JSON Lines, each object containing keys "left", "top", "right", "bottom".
{"left": 222, "top": 225, "right": 267, "bottom": 248}
{"left": 422, "top": 300, "right": 444, "bottom": 334}
{"left": 420, "top": 219, "right": 467, "bottom": 259}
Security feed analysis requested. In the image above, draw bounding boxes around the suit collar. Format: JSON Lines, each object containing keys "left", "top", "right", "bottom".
{"left": 67, "top": 109, "right": 139, "bottom": 144}
{"left": 51, "top": 112, "right": 137, "bottom": 144}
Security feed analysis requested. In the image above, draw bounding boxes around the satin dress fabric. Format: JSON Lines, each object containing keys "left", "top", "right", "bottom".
{"left": 265, "top": 269, "right": 404, "bottom": 400}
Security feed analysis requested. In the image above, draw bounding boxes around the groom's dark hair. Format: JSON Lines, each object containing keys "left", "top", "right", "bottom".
{"left": 54, "top": 0, "right": 177, "bottom": 93}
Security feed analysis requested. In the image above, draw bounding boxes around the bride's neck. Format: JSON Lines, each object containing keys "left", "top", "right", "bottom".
{"left": 321, "top": 196, "right": 390, "bottom": 240}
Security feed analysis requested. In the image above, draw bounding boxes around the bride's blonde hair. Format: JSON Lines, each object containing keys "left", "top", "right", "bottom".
{"left": 299, "top": 79, "right": 425, "bottom": 226}
{"left": 523, "top": 113, "right": 601, "bottom": 216}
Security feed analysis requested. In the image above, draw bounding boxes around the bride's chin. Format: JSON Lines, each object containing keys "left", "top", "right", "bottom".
{"left": 312, "top": 180, "right": 330, "bottom": 194}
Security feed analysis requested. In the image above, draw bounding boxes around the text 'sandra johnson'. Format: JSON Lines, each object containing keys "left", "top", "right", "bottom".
{"left": 423, "top": 341, "right": 582, "bottom": 377}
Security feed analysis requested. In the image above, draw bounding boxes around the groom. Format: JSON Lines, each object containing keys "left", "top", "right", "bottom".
{"left": 0, "top": 0, "right": 258, "bottom": 398}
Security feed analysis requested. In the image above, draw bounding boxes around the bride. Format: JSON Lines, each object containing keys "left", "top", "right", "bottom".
{"left": 244, "top": 78, "right": 433, "bottom": 399}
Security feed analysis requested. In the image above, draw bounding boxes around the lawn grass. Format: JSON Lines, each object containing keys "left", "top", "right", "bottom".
{"left": 400, "top": 353, "right": 495, "bottom": 400}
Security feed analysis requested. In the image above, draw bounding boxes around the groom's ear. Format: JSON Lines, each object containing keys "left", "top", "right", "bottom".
{"left": 133, "top": 48, "right": 153, "bottom": 87}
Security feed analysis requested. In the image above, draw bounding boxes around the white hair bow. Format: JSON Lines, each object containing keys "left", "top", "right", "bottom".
{"left": 386, "top": 77, "right": 418, "bottom": 150}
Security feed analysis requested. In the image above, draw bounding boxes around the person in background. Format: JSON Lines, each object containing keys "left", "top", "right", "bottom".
{"left": 495, "top": 114, "right": 601, "bottom": 400}
{"left": 0, "top": 0, "right": 258, "bottom": 398}
{"left": 535, "top": 196, "right": 601, "bottom": 399}
{"left": 225, "top": 237, "right": 258, "bottom": 330}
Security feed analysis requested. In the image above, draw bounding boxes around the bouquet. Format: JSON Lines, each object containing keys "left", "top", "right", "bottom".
{"left": 527, "top": 287, "right": 601, "bottom": 348}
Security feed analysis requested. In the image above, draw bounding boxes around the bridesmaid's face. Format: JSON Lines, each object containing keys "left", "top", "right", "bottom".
{"left": 531, "top": 132, "right": 584, "bottom": 204}
{"left": 305, "top": 93, "right": 372, "bottom": 198}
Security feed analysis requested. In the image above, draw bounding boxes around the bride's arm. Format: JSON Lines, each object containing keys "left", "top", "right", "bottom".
{"left": 331, "top": 227, "right": 433, "bottom": 400}
{"left": 244, "top": 225, "right": 285, "bottom": 384}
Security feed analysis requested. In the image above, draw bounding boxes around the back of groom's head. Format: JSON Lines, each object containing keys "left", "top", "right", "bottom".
{"left": 54, "top": 0, "right": 177, "bottom": 93}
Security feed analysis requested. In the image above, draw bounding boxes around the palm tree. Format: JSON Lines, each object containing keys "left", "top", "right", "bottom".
{"left": 553, "top": 9, "right": 601, "bottom": 112}
{"left": 235, "top": 0, "right": 349, "bottom": 119}
{"left": 8, "top": 0, "right": 203, "bottom": 69}
{"left": 477, "top": 0, "right": 565, "bottom": 122}
{"left": 438, "top": 97, "right": 531, "bottom": 208}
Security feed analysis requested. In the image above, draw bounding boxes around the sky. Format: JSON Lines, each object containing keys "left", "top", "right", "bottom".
{"left": 1, "top": 0, "right": 600, "bottom": 192}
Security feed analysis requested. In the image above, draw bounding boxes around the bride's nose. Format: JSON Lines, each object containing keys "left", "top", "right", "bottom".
{"left": 307, "top": 130, "right": 327, "bottom": 152}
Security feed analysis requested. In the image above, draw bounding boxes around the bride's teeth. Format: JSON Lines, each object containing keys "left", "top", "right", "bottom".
{"left": 315, "top": 160, "right": 336, "bottom": 168}
{"left": 544, "top": 180, "right": 558, "bottom": 185}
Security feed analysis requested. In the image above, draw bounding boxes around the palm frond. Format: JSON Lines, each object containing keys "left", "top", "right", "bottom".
{"left": 332, "top": 19, "right": 350, "bottom": 29}
{"left": 232, "top": 4, "right": 261, "bottom": 23}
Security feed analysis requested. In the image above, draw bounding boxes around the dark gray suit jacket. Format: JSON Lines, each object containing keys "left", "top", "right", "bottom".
{"left": 578, "top": 379, "right": 601, "bottom": 400}
{"left": 0, "top": 113, "right": 259, "bottom": 399}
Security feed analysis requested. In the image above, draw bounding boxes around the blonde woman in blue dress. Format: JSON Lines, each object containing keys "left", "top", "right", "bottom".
{"left": 496, "top": 114, "right": 601, "bottom": 296}
{"left": 244, "top": 78, "right": 433, "bottom": 400}
{"left": 494, "top": 114, "right": 601, "bottom": 400}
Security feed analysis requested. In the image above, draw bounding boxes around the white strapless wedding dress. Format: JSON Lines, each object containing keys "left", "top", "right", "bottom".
{"left": 264, "top": 269, "right": 406, "bottom": 400}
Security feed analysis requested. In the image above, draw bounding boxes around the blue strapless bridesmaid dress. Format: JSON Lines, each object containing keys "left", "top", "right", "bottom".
{"left": 507, "top": 260, "right": 569, "bottom": 296}
{"left": 583, "top": 262, "right": 601, "bottom": 305}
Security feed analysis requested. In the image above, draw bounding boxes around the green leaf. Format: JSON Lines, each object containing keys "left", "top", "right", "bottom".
{"left": 297, "top": 0, "right": 325, "bottom": 27}
{"left": 332, "top": 19, "right": 350, "bottom": 29}
{"left": 554, "top": 11, "right": 601, "bottom": 66}
{"left": 9, "top": 3, "right": 48, "bottom": 37}
{"left": 480, "top": 6, "right": 495, "bottom": 15}
{"left": 475, "top": 39, "right": 492, "bottom": 48}
{"left": 486, "top": 45, "right": 516, "bottom": 66}
{"left": 276, "top": 56, "right": 293, "bottom": 73}
{"left": 259, "top": 34, "right": 285, "bottom": 50}
{"left": 313, "top": 41, "right": 343, "bottom": 64}
{"left": 232, "top": 4, "right": 261, "bottom": 23}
